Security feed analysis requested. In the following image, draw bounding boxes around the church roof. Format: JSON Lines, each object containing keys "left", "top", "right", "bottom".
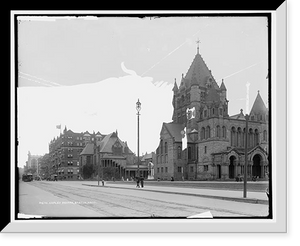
{"left": 230, "top": 109, "right": 245, "bottom": 120}
{"left": 163, "top": 122, "right": 184, "bottom": 142}
{"left": 220, "top": 80, "right": 227, "bottom": 90}
{"left": 80, "top": 143, "right": 94, "bottom": 155}
{"left": 250, "top": 91, "right": 267, "bottom": 115}
{"left": 172, "top": 79, "right": 178, "bottom": 92}
{"left": 183, "top": 53, "right": 219, "bottom": 90}
{"left": 98, "top": 132, "right": 133, "bottom": 154}
{"left": 206, "top": 85, "right": 220, "bottom": 102}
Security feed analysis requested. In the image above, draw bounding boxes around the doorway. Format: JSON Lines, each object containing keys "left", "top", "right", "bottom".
{"left": 252, "top": 154, "right": 262, "bottom": 178}
{"left": 229, "top": 156, "right": 235, "bottom": 179}
{"left": 217, "top": 165, "right": 221, "bottom": 179}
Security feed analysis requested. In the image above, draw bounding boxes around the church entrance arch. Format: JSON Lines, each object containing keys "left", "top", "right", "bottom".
{"left": 217, "top": 165, "right": 221, "bottom": 179}
{"left": 252, "top": 154, "right": 262, "bottom": 178}
{"left": 229, "top": 156, "right": 235, "bottom": 179}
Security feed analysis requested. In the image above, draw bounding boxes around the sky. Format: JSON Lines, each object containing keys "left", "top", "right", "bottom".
{"left": 17, "top": 15, "right": 268, "bottom": 167}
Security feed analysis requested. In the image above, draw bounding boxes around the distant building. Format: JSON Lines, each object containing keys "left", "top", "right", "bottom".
{"left": 49, "top": 126, "right": 86, "bottom": 180}
{"left": 25, "top": 151, "right": 42, "bottom": 175}
{"left": 79, "top": 130, "right": 148, "bottom": 180}
{"left": 154, "top": 47, "right": 269, "bottom": 181}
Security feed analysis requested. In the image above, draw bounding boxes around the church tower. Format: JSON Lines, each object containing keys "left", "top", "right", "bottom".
{"left": 171, "top": 42, "right": 229, "bottom": 127}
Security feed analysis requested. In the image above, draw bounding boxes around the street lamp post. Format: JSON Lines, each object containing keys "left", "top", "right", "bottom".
{"left": 136, "top": 99, "right": 141, "bottom": 178}
{"left": 244, "top": 114, "right": 249, "bottom": 198}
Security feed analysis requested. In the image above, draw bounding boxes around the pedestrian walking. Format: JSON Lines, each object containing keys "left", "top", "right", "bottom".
{"left": 136, "top": 177, "right": 140, "bottom": 188}
{"left": 102, "top": 179, "right": 105, "bottom": 186}
{"left": 140, "top": 177, "right": 144, "bottom": 188}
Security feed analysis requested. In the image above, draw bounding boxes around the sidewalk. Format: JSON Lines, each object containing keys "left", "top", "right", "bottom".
{"left": 82, "top": 181, "right": 269, "bottom": 205}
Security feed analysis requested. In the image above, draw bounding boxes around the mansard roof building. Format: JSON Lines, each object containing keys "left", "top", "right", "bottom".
{"left": 154, "top": 47, "right": 269, "bottom": 181}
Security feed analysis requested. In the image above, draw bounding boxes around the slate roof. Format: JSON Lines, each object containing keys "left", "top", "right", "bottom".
{"left": 230, "top": 109, "right": 245, "bottom": 120}
{"left": 80, "top": 131, "right": 133, "bottom": 156}
{"left": 80, "top": 143, "right": 94, "bottom": 155}
{"left": 163, "top": 122, "right": 184, "bottom": 142}
{"left": 183, "top": 53, "right": 219, "bottom": 90}
{"left": 250, "top": 91, "right": 268, "bottom": 115}
{"left": 206, "top": 85, "right": 220, "bottom": 102}
{"left": 98, "top": 132, "right": 133, "bottom": 154}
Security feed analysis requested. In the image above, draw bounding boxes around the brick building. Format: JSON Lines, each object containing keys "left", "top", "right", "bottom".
{"left": 154, "top": 47, "right": 269, "bottom": 181}
{"left": 49, "top": 126, "right": 86, "bottom": 180}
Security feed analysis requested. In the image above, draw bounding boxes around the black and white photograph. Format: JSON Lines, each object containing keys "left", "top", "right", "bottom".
{"left": 5, "top": 6, "right": 288, "bottom": 233}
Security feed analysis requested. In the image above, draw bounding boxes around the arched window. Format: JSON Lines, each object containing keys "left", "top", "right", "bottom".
{"left": 255, "top": 129, "right": 259, "bottom": 145}
{"left": 219, "top": 108, "right": 223, "bottom": 116}
{"left": 177, "top": 146, "right": 181, "bottom": 159}
{"left": 263, "top": 130, "right": 267, "bottom": 141}
{"left": 237, "top": 127, "right": 242, "bottom": 147}
{"left": 216, "top": 125, "right": 220, "bottom": 138}
{"left": 201, "top": 127, "right": 205, "bottom": 140}
{"left": 165, "top": 142, "right": 168, "bottom": 154}
{"left": 206, "top": 126, "right": 211, "bottom": 139}
{"left": 241, "top": 128, "right": 246, "bottom": 147}
{"left": 231, "top": 127, "right": 236, "bottom": 146}
{"left": 160, "top": 139, "right": 163, "bottom": 154}
{"left": 249, "top": 128, "right": 254, "bottom": 148}
{"left": 222, "top": 126, "right": 226, "bottom": 138}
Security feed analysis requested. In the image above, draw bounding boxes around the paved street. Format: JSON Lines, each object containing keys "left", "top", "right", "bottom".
{"left": 18, "top": 180, "right": 269, "bottom": 218}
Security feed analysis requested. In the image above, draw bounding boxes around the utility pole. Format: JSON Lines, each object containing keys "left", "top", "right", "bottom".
{"left": 244, "top": 114, "right": 249, "bottom": 198}
{"left": 97, "top": 145, "right": 102, "bottom": 186}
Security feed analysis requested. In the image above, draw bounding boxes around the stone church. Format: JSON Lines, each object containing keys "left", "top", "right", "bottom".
{"left": 154, "top": 46, "right": 269, "bottom": 181}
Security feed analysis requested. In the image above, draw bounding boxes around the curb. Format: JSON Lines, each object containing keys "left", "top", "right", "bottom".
{"left": 82, "top": 184, "right": 268, "bottom": 205}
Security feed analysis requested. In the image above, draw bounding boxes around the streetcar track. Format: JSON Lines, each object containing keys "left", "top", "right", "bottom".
{"left": 28, "top": 182, "right": 153, "bottom": 217}
{"left": 27, "top": 182, "right": 257, "bottom": 217}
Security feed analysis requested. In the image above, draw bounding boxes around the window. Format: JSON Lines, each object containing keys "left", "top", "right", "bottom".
{"left": 157, "top": 168, "right": 159, "bottom": 173}
{"left": 263, "top": 130, "right": 267, "bottom": 141}
{"left": 212, "top": 108, "right": 215, "bottom": 115}
{"left": 188, "top": 147, "right": 191, "bottom": 160}
{"left": 204, "top": 146, "right": 207, "bottom": 154}
{"left": 204, "top": 110, "right": 207, "bottom": 118}
{"left": 161, "top": 167, "right": 163, "bottom": 173}
{"left": 204, "top": 165, "right": 208, "bottom": 172}
{"left": 177, "top": 146, "right": 182, "bottom": 159}
{"left": 219, "top": 108, "right": 223, "bottom": 116}
{"left": 165, "top": 142, "right": 168, "bottom": 153}
{"left": 222, "top": 126, "right": 226, "bottom": 138}
{"left": 201, "top": 127, "right": 205, "bottom": 140}
{"left": 216, "top": 125, "right": 220, "bottom": 138}
{"left": 190, "top": 166, "right": 194, "bottom": 173}
{"left": 206, "top": 126, "right": 210, "bottom": 139}
{"left": 231, "top": 127, "right": 236, "bottom": 146}
{"left": 178, "top": 166, "right": 182, "bottom": 173}
{"left": 165, "top": 167, "right": 168, "bottom": 173}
